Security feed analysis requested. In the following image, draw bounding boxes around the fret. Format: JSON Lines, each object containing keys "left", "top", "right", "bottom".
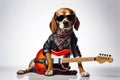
{"left": 81, "top": 57, "right": 95, "bottom": 62}
{"left": 62, "top": 57, "right": 95, "bottom": 63}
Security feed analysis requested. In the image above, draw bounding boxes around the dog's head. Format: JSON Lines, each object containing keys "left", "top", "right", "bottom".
{"left": 50, "top": 8, "right": 80, "bottom": 33}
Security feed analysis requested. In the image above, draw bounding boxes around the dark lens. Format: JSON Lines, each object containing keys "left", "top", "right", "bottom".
{"left": 56, "top": 15, "right": 64, "bottom": 21}
{"left": 67, "top": 15, "right": 75, "bottom": 21}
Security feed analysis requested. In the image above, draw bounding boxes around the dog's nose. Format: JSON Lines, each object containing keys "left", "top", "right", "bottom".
{"left": 63, "top": 21, "right": 69, "bottom": 26}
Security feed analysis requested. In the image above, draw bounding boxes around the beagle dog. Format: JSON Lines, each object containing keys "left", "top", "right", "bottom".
{"left": 17, "top": 8, "right": 90, "bottom": 77}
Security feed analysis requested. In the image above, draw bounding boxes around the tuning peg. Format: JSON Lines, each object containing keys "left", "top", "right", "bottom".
{"left": 106, "top": 54, "right": 109, "bottom": 56}
{"left": 104, "top": 54, "right": 106, "bottom": 56}
{"left": 102, "top": 54, "right": 104, "bottom": 56}
{"left": 99, "top": 53, "right": 101, "bottom": 55}
{"left": 109, "top": 55, "right": 111, "bottom": 57}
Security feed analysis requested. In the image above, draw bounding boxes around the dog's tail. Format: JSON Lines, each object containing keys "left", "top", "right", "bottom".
{"left": 17, "top": 59, "right": 35, "bottom": 75}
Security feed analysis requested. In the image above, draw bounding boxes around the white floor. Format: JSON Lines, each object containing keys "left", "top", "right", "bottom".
{"left": 0, "top": 67, "right": 120, "bottom": 80}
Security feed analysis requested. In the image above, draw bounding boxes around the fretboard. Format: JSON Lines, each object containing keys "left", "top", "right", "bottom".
{"left": 62, "top": 57, "right": 96, "bottom": 63}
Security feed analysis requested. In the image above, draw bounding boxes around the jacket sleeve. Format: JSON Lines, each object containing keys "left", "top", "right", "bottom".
{"left": 71, "top": 33, "right": 82, "bottom": 57}
{"left": 72, "top": 44, "right": 81, "bottom": 57}
{"left": 43, "top": 35, "right": 53, "bottom": 56}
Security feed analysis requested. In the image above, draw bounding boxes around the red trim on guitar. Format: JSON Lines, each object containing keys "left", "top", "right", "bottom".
{"left": 51, "top": 49, "right": 71, "bottom": 56}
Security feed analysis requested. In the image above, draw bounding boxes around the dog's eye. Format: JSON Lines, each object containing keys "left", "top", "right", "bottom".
{"left": 66, "top": 15, "right": 75, "bottom": 21}
{"left": 56, "top": 15, "right": 64, "bottom": 21}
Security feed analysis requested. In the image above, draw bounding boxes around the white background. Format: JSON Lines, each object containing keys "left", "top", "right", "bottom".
{"left": 0, "top": 0, "right": 120, "bottom": 69}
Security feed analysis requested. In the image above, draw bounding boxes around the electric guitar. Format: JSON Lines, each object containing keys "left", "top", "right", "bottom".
{"left": 34, "top": 49, "right": 113, "bottom": 74}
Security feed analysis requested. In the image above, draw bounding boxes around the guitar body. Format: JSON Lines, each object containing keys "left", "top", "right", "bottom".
{"left": 35, "top": 49, "right": 46, "bottom": 74}
{"left": 35, "top": 49, "right": 71, "bottom": 74}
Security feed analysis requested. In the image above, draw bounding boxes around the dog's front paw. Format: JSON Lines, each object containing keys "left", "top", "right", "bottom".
{"left": 45, "top": 70, "right": 53, "bottom": 76}
{"left": 81, "top": 72, "right": 90, "bottom": 77}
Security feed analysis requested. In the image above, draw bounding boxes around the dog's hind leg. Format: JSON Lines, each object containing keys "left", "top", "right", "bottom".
{"left": 17, "top": 59, "right": 35, "bottom": 75}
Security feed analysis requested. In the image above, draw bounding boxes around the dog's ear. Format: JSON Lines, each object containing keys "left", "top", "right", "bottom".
{"left": 74, "top": 17, "right": 80, "bottom": 31}
{"left": 49, "top": 16, "right": 57, "bottom": 33}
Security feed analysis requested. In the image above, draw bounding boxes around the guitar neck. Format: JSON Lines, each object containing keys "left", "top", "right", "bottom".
{"left": 62, "top": 57, "right": 96, "bottom": 63}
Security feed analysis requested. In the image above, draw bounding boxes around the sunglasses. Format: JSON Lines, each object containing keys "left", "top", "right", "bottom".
{"left": 55, "top": 14, "right": 75, "bottom": 21}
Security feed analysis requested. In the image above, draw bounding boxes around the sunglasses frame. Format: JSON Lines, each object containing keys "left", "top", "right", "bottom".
{"left": 55, "top": 14, "right": 75, "bottom": 22}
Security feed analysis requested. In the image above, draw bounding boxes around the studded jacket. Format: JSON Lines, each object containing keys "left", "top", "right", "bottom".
{"left": 43, "top": 32, "right": 81, "bottom": 58}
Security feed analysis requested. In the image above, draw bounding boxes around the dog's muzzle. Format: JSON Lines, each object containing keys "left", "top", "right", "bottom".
{"left": 63, "top": 21, "right": 69, "bottom": 27}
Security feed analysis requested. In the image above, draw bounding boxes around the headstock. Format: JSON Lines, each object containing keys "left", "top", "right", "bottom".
{"left": 96, "top": 53, "right": 113, "bottom": 64}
